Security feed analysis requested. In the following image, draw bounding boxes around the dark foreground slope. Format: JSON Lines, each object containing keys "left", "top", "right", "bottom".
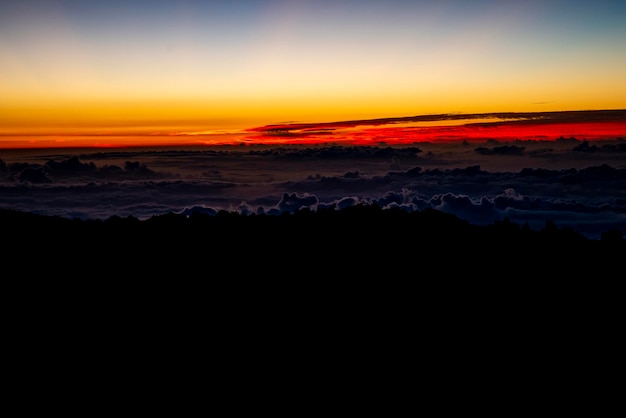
{"left": 3, "top": 205, "right": 622, "bottom": 361}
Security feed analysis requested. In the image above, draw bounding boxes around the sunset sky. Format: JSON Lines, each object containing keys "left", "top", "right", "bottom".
{"left": 1, "top": 0, "right": 625, "bottom": 148}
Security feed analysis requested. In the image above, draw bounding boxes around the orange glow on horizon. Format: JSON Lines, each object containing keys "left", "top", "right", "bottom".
{"left": 0, "top": 110, "right": 624, "bottom": 149}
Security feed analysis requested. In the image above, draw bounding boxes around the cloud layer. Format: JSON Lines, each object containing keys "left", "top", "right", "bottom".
{"left": 2, "top": 137, "right": 626, "bottom": 239}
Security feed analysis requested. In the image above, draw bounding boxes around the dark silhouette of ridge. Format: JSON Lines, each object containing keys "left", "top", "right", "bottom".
{"left": 3, "top": 205, "right": 623, "bottom": 245}
{"left": 2, "top": 205, "right": 623, "bottom": 277}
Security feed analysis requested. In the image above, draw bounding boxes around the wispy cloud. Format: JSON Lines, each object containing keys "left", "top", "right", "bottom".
{"left": 245, "top": 110, "right": 626, "bottom": 145}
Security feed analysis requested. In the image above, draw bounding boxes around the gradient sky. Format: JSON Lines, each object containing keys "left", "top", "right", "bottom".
{"left": 1, "top": 0, "right": 626, "bottom": 148}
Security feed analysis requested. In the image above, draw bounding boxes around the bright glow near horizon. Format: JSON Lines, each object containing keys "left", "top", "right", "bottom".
{"left": 1, "top": 0, "right": 626, "bottom": 148}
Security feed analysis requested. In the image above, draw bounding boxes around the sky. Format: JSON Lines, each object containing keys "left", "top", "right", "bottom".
{"left": 1, "top": 0, "right": 626, "bottom": 148}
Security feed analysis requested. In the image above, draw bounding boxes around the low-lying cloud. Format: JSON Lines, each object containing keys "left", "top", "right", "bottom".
{"left": 1, "top": 137, "right": 625, "bottom": 239}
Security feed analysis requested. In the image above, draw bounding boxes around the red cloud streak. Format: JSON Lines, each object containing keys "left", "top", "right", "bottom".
{"left": 245, "top": 110, "right": 626, "bottom": 145}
